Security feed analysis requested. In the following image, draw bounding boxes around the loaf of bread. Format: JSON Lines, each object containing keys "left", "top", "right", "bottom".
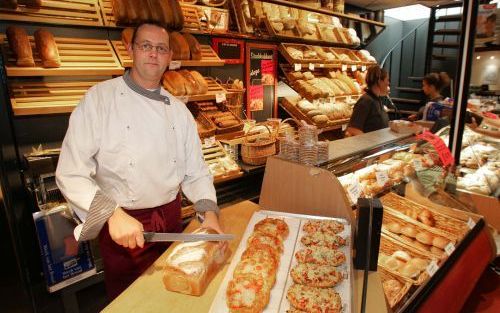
{"left": 112, "top": 0, "right": 127, "bottom": 24}
{"left": 34, "top": 29, "right": 60, "bottom": 68}
{"left": 218, "top": 120, "right": 239, "bottom": 128}
{"left": 162, "top": 71, "right": 187, "bottom": 96}
{"left": 146, "top": 0, "right": 163, "bottom": 23}
{"left": 123, "top": 0, "right": 138, "bottom": 24}
{"left": 135, "top": 0, "right": 150, "bottom": 22}
{"left": 178, "top": 70, "right": 200, "bottom": 95}
{"left": 169, "top": 32, "right": 190, "bottom": 60}
{"left": 18, "top": 0, "right": 41, "bottom": 7}
{"left": 182, "top": 33, "right": 202, "bottom": 60}
{"left": 163, "top": 228, "right": 230, "bottom": 296}
{"left": 121, "top": 28, "right": 134, "bottom": 47}
{"left": 156, "top": 0, "right": 174, "bottom": 28}
{"left": 168, "top": 0, "right": 184, "bottom": 31}
{"left": 1, "top": 0, "right": 18, "bottom": 8}
{"left": 6, "top": 26, "right": 35, "bottom": 67}
{"left": 189, "top": 71, "right": 208, "bottom": 94}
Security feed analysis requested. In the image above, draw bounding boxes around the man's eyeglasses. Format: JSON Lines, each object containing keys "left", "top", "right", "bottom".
{"left": 134, "top": 42, "right": 170, "bottom": 54}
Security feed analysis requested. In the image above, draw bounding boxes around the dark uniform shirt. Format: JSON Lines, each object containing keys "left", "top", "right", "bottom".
{"left": 348, "top": 90, "right": 389, "bottom": 133}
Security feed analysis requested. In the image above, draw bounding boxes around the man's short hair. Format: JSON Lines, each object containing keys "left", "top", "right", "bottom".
{"left": 131, "top": 21, "right": 169, "bottom": 45}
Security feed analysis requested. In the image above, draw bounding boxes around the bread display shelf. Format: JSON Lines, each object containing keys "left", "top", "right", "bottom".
{"left": 281, "top": 97, "right": 350, "bottom": 129}
{"left": 180, "top": 3, "right": 230, "bottom": 32}
{"left": 0, "top": 0, "right": 104, "bottom": 26}
{"left": 379, "top": 267, "right": 412, "bottom": 310}
{"left": 98, "top": 0, "right": 115, "bottom": 26}
{"left": 8, "top": 80, "right": 101, "bottom": 116}
{"left": 111, "top": 40, "right": 224, "bottom": 67}
{"left": 0, "top": 35, "right": 124, "bottom": 76}
{"left": 187, "top": 77, "right": 228, "bottom": 102}
{"left": 202, "top": 141, "right": 243, "bottom": 183}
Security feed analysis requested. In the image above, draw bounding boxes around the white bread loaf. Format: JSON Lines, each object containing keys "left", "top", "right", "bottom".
{"left": 163, "top": 228, "right": 230, "bottom": 296}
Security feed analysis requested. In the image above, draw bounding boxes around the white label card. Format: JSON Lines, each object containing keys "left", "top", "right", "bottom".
{"left": 351, "top": 65, "right": 357, "bottom": 72}
{"left": 204, "top": 136, "right": 216, "bottom": 147}
{"left": 319, "top": 64, "right": 325, "bottom": 68}
{"left": 342, "top": 124, "right": 347, "bottom": 131}
{"left": 467, "top": 218, "right": 476, "bottom": 230}
{"left": 444, "top": 242, "right": 456, "bottom": 256}
{"left": 215, "top": 93, "right": 226, "bottom": 103}
{"left": 347, "top": 179, "right": 362, "bottom": 204}
{"left": 376, "top": 171, "right": 389, "bottom": 187}
{"left": 413, "top": 159, "right": 424, "bottom": 171}
{"left": 169, "top": 60, "right": 181, "bottom": 70}
{"left": 294, "top": 63, "right": 302, "bottom": 71}
{"left": 361, "top": 65, "right": 367, "bottom": 71}
{"left": 426, "top": 260, "right": 439, "bottom": 276}
{"left": 341, "top": 64, "right": 348, "bottom": 72}
{"left": 309, "top": 63, "right": 315, "bottom": 71}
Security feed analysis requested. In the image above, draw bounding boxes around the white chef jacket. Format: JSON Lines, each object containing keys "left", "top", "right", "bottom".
{"left": 56, "top": 76, "right": 216, "bottom": 240}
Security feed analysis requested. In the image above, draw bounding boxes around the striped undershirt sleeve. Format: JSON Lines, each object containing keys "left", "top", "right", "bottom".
{"left": 78, "top": 190, "right": 118, "bottom": 241}
{"left": 193, "top": 199, "right": 219, "bottom": 216}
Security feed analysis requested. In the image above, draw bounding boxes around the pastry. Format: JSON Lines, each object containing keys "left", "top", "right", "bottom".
{"left": 432, "top": 236, "right": 450, "bottom": 249}
{"left": 399, "top": 264, "right": 420, "bottom": 279}
{"left": 392, "top": 251, "right": 411, "bottom": 263}
{"left": 400, "top": 225, "right": 417, "bottom": 238}
{"left": 386, "top": 222, "right": 402, "bottom": 234}
{"left": 415, "top": 231, "right": 434, "bottom": 245}
{"left": 408, "top": 258, "right": 428, "bottom": 271}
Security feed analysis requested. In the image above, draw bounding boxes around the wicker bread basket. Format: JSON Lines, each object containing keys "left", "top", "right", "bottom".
{"left": 196, "top": 114, "right": 216, "bottom": 139}
{"left": 382, "top": 208, "right": 458, "bottom": 259}
{"left": 379, "top": 232, "right": 436, "bottom": 285}
{"left": 379, "top": 267, "right": 412, "bottom": 310}
{"left": 381, "top": 192, "right": 469, "bottom": 239}
{"left": 241, "top": 125, "right": 276, "bottom": 165}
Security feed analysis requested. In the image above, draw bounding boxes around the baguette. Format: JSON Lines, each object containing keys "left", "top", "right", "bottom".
{"left": 0, "top": 0, "right": 18, "bottom": 8}
{"left": 163, "top": 228, "right": 230, "bottom": 296}
{"left": 34, "top": 29, "right": 60, "bottom": 68}
{"left": 178, "top": 70, "right": 200, "bottom": 95}
{"left": 169, "top": 32, "right": 190, "bottom": 60}
{"left": 189, "top": 71, "right": 208, "bottom": 94}
{"left": 162, "top": 71, "right": 187, "bottom": 96}
{"left": 121, "top": 28, "right": 134, "bottom": 48}
{"left": 182, "top": 33, "right": 202, "bottom": 60}
{"left": 6, "top": 26, "right": 35, "bottom": 67}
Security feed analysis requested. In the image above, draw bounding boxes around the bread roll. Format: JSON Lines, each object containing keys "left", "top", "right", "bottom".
{"left": 386, "top": 222, "right": 401, "bottom": 234}
{"left": 169, "top": 32, "right": 190, "bottom": 60}
{"left": 417, "top": 210, "right": 435, "bottom": 227}
{"left": 189, "top": 71, "right": 208, "bottom": 94}
{"left": 178, "top": 70, "right": 200, "bottom": 95}
{"left": 121, "top": 28, "right": 134, "bottom": 47}
{"left": 400, "top": 225, "right": 417, "bottom": 238}
{"left": 34, "top": 29, "right": 60, "bottom": 68}
{"left": 6, "top": 26, "right": 35, "bottom": 67}
{"left": 415, "top": 231, "right": 433, "bottom": 245}
{"left": 432, "top": 236, "right": 449, "bottom": 249}
{"left": 413, "top": 240, "right": 430, "bottom": 251}
{"left": 162, "top": 71, "right": 187, "bottom": 96}
{"left": 408, "top": 258, "right": 428, "bottom": 271}
{"left": 163, "top": 228, "right": 230, "bottom": 296}
{"left": 1, "top": 0, "right": 18, "bottom": 8}
{"left": 430, "top": 246, "right": 444, "bottom": 256}
{"left": 182, "top": 33, "right": 202, "bottom": 60}
{"left": 392, "top": 251, "right": 411, "bottom": 263}
{"left": 399, "top": 264, "right": 419, "bottom": 278}
{"left": 312, "top": 115, "right": 328, "bottom": 124}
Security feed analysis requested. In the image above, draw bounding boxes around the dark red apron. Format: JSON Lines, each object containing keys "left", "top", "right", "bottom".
{"left": 98, "top": 195, "right": 182, "bottom": 301}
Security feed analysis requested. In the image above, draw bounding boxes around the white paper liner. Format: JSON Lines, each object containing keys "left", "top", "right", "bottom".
{"left": 208, "top": 210, "right": 352, "bottom": 313}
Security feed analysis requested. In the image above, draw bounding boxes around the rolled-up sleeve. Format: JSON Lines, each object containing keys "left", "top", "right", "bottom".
{"left": 180, "top": 111, "right": 218, "bottom": 214}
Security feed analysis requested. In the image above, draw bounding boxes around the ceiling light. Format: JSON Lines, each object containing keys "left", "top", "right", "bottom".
{"left": 490, "top": 56, "right": 495, "bottom": 60}
{"left": 476, "top": 56, "right": 481, "bottom": 59}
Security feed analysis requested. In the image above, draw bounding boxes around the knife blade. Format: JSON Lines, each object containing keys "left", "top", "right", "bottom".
{"left": 143, "top": 231, "right": 234, "bottom": 242}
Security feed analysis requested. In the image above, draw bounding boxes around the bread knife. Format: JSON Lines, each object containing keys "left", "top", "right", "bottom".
{"left": 143, "top": 231, "right": 234, "bottom": 242}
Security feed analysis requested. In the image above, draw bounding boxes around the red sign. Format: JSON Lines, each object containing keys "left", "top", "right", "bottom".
{"left": 483, "top": 112, "right": 498, "bottom": 119}
{"left": 417, "top": 131, "right": 454, "bottom": 166}
{"left": 261, "top": 60, "right": 274, "bottom": 74}
{"left": 249, "top": 85, "right": 264, "bottom": 111}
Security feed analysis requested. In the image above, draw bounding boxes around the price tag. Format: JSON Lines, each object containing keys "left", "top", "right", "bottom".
{"left": 341, "top": 64, "right": 347, "bottom": 72}
{"left": 417, "top": 131, "right": 454, "bottom": 166}
{"left": 413, "top": 159, "right": 424, "bottom": 171}
{"left": 376, "top": 171, "right": 389, "bottom": 187}
{"left": 342, "top": 124, "right": 347, "bottom": 131}
{"left": 351, "top": 65, "right": 357, "bottom": 72}
{"left": 308, "top": 63, "right": 315, "bottom": 71}
{"left": 361, "top": 65, "right": 367, "bottom": 71}
{"left": 467, "top": 218, "right": 476, "bottom": 230}
{"left": 444, "top": 242, "right": 456, "bottom": 256}
{"left": 347, "top": 179, "right": 362, "bottom": 204}
{"left": 178, "top": 96, "right": 189, "bottom": 103}
{"left": 169, "top": 60, "right": 181, "bottom": 70}
{"left": 294, "top": 63, "right": 302, "bottom": 71}
{"left": 426, "top": 260, "right": 439, "bottom": 277}
{"left": 319, "top": 64, "right": 325, "bottom": 68}
{"left": 203, "top": 136, "right": 216, "bottom": 147}
{"left": 215, "top": 93, "right": 226, "bottom": 103}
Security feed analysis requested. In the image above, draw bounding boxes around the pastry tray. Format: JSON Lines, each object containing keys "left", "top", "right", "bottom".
{"left": 209, "top": 210, "right": 353, "bottom": 313}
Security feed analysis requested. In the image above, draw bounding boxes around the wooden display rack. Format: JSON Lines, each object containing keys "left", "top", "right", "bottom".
{"left": 0, "top": 0, "right": 104, "bottom": 27}
{"left": 202, "top": 141, "right": 243, "bottom": 183}
{"left": 0, "top": 35, "right": 124, "bottom": 77}
{"left": 111, "top": 41, "right": 225, "bottom": 67}
{"left": 180, "top": 3, "right": 229, "bottom": 32}
{"left": 181, "top": 3, "right": 203, "bottom": 30}
{"left": 8, "top": 80, "right": 102, "bottom": 116}
{"left": 187, "top": 77, "right": 228, "bottom": 102}
{"left": 98, "top": 0, "right": 115, "bottom": 26}
{"left": 281, "top": 96, "right": 350, "bottom": 130}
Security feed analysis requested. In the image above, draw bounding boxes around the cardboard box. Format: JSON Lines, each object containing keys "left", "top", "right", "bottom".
{"left": 33, "top": 205, "right": 96, "bottom": 292}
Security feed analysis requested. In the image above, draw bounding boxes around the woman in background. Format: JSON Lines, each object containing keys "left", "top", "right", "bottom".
{"left": 409, "top": 72, "right": 450, "bottom": 121}
{"left": 346, "top": 65, "right": 390, "bottom": 136}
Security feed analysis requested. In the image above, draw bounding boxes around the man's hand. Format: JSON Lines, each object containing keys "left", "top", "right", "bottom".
{"left": 200, "top": 211, "right": 227, "bottom": 250}
{"left": 108, "top": 207, "right": 145, "bottom": 249}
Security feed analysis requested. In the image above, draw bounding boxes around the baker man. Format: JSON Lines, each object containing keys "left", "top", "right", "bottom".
{"left": 56, "top": 22, "right": 223, "bottom": 301}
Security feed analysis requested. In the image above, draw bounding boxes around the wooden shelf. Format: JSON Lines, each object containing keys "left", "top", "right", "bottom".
{"left": 0, "top": 0, "right": 104, "bottom": 26}
{"left": 202, "top": 141, "right": 243, "bottom": 183}
{"left": 1, "top": 35, "right": 124, "bottom": 77}
{"left": 186, "top": 77, "right": 227, "bottom": 102}
{"left": 8, "top": 80, "right": 102, "bottom": 116}
{"left": 98, "top": 0, "right": 115, "bottom": 27}
{"left": 111, "top": 40, "right": 224, "bottom": 68}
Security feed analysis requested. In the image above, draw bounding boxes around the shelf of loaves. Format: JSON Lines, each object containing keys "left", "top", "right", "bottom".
{"left": 0, "top": 35, "right": 124, "bottom": 77}
{"left": 279, "top": 43, "right": 377, "bottom": 68}
{"left": 111, "top": 40, "right": 225, "bottom": 67}
{"left": 8, "top": 79, "right": 102, "bottom": 116}
{"left": 185, "top": 77, "right": 229, "bottom": 102}
{"left": 202, "top": 140, "right": 243, "bottom": 183}
{"left": 0, "top": 0, "right": 104, "bottom": 27}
